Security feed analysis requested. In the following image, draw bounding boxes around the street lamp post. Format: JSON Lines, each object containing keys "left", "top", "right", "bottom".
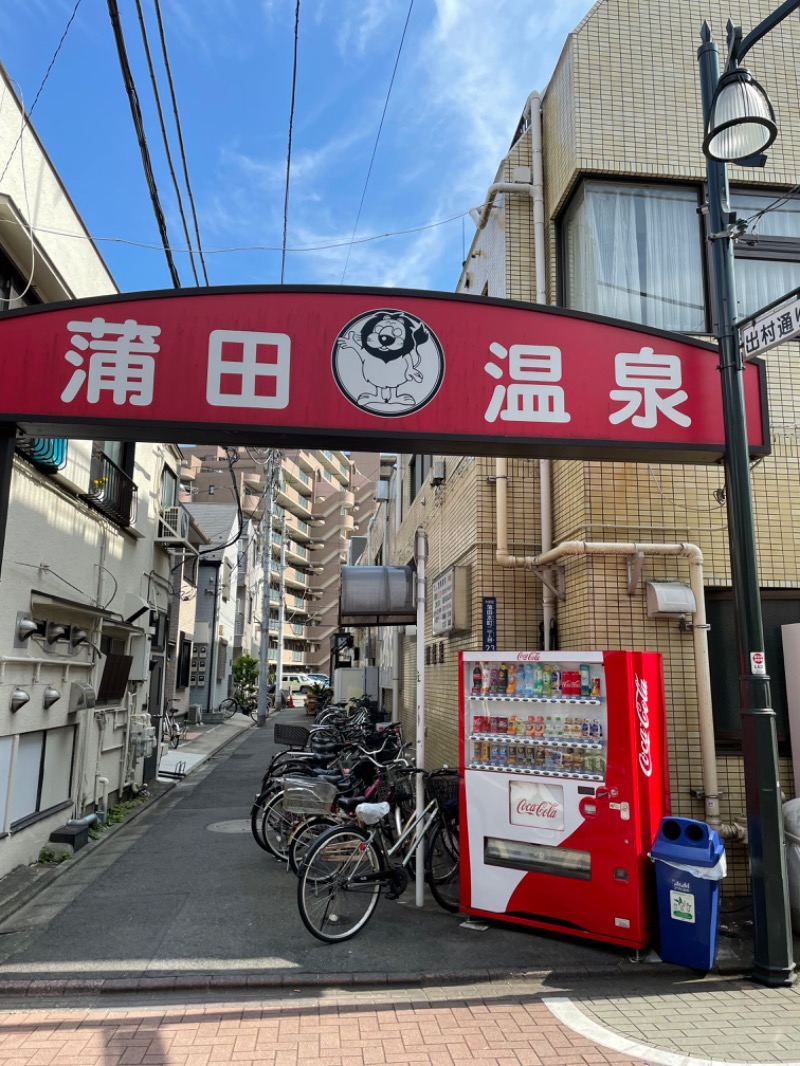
{"left": 697, "top": 3, "right": 798, "bottom": 987}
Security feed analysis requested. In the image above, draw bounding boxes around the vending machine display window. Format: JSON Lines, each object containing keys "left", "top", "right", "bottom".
{"left": 484, "top": 837, "right": 592, "bottom": 880}
{"left": 465, "top": 657, "right": 607, "bottom": 782}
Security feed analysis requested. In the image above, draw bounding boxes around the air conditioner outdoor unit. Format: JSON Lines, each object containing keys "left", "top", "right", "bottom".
{"left": 157, "top": 505, "right": 190, "bottom": 544}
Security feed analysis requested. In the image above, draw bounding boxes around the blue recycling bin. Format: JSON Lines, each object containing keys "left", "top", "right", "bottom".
{"left": 650, "top": 817, "right": 726, "bottom": 971}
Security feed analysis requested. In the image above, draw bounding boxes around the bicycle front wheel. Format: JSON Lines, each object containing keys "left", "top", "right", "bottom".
{"left": 426, "top": 820, "right": 460, "bottom": 913}
{"left": 219, "top": 698, "right": 238, "bottom": 719}
{"left": 288, "top": 814, "right": 342, "bottom": 875}
{"left": 297, "top": 826, "right": 382, "bottom": 942}
{"left": 168, "top": 723, "right": 181, "bottom": 749}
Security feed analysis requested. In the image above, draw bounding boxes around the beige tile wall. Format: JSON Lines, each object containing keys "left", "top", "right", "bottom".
{"left": 397, "top": 0, "right": 800, "bottom": 897}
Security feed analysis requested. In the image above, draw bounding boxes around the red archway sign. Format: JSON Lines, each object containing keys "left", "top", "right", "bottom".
{"left": 0, "top": 286, "right": 768, "bottom": 462}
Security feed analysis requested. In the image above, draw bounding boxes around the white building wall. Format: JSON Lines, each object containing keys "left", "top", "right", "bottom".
{"left": 0, "top": 66, "right": 175, "bottom": 879}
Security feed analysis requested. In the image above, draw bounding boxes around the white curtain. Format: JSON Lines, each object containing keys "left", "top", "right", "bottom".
{"left": 731, "top": 192, "right": 800, "bottom": 320}
{"left": 565, "top": 182, "right": 706, "bottom": 332}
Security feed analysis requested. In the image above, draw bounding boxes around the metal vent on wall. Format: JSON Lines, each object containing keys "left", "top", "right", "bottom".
{"left": 339, "top": 566, "right": 416, "bottom": 626}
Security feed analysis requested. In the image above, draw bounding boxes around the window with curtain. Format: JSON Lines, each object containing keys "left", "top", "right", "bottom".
{"left": 730, "top": 191, "right": 800, "bottom": 322}
{"left": 563, "top": 181, "right": 706, "bottom": 332}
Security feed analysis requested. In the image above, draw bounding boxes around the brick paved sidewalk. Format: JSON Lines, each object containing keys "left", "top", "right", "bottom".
{"left": 5, "top": 973, "right": 800, "bottom": 1065}
{"left": 0, "top": 982, "right": 648, "bottom": 1066}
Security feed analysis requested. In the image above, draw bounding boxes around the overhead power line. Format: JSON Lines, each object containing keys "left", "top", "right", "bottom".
{"left": 152, "top": 0, "right": 209, "bottom": 285}
{"left": 340, "top": 0, "right": 415, "bottom": 283}
{"left": 0, "top": 204, "right": 480, "bottom": 255}
{"left": 133, "top": 0, "right": 200, "bottom": 285}
{"left": 281, "top": 0, "right": 301, "bottom": 284}
{"left": 106, "top": 0, "right": 181, "bottom": 288}
{"left": 0, "top": 0, "right": 84, "bottom": 185}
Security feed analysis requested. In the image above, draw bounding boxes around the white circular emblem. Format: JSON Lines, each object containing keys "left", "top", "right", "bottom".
{"left": 332, "top": 308, "right": 445, "bottom": 416}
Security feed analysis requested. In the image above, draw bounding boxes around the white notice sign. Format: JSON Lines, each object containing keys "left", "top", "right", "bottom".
{"left": 741, "top": 291, "right": 800, "bottom": 358}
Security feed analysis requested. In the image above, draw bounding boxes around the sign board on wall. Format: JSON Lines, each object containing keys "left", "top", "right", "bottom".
{"left": 432, "top": 565, "right": 470, "bottom": 635}
{"left": 482, "top": 597, "right": 497, "bottom": 651}
{"left": 0, "top": 286, "right": 768, "bottom": 463}
{"left": 741, "top": 289, "right": 800, "bottom": 357}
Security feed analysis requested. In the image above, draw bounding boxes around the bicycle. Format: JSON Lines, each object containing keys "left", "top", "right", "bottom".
{"left": 218, "top": 688, "right": 258, "bottom": 721}
{"left": 296, "top": 767, "right": 460, "bottom": 942}
{"left": 161, "top": 703, "right": 187, "bottom": 749}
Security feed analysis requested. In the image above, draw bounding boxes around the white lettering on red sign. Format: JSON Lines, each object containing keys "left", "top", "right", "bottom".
{"left": 635, "top": 674, "right": 653, "bottom": 778}
{"left": 483, "top": 343, "right": 571, "bottom": 424}
{"left": 206, "top": 329, "right": 291, "bottom": 409}
{"left": 750, "top": 651, "right": 766, "bottom": 675}
{"left": 61, "top": 318, "right": 160, "bottom": 406}
{"left": 610, "top": 348, "right": 691, "bottom": 429}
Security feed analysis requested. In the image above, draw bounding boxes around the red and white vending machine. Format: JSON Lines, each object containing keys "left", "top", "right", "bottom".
{"left": 459, "top": 649, "right": 670, "bottom": 949}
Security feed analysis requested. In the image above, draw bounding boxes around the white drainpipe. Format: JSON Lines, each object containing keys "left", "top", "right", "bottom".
{"left": 495, "top": 490, "right": 745, "bottom": 841}
{"left": 487, "top": 94, "right": 743, "bottom": 841}
{"left": 486, "top": 92, "right": 556, "bottom": 649}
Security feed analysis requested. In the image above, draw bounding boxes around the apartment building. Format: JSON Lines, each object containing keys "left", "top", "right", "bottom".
{"left": 375, "top": 0, "right": 800, "bottom": 894}
{"left": 178, "top": 446, "right": 388, "bottom": 683}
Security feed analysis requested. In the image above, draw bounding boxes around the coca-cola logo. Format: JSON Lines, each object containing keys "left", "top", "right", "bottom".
{"left": 516, "top": 799, "right": 560, "bottom": 818}
{"left": 516, "top": 652, "right": 542, "bottom": 661}
{"left": 635, "top": 675, "right": 652, "bottom": 778}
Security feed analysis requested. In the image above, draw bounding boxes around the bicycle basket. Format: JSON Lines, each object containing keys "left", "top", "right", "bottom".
{"left": 425, "top": 771, "right": 461, "bottom": 821}
{"left": 273, "top": 724, "right": 310, "bottom": 749}
{"left": 282, "top": 776, "right": 337, "bottom": 815}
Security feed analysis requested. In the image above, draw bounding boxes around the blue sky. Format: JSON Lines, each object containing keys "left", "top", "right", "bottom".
{"left": 3, "top": 0, "right": 593, "bottom": 295}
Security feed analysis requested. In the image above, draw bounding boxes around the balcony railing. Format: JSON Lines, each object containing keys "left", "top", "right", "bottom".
{"left": 81, "top": 450, "right": 137, "bottom": 527}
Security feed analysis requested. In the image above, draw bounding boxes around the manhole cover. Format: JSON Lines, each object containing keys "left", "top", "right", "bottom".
{"left": 207, "top": 819, "right": 251, "bottom": 833}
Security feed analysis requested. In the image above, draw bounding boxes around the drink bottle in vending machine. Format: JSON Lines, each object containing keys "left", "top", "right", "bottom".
{"left": 458, "top": 649, "right": 670, "bottom": 949}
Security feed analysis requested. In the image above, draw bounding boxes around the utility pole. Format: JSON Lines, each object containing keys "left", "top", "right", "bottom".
{"left": 275, "top": 514, "right": 288, "bottom": 706}
{"left": 257, "top": 452, "right": 276, "bottom": 727}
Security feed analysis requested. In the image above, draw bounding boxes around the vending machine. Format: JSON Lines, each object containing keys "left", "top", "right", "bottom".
{"left": 459, "top": 649, "right": 670, "bottom": 949}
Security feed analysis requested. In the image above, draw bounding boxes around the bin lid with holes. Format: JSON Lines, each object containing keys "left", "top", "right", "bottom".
{"left": 650, "top": 816, "right": 725, "bottom": 868}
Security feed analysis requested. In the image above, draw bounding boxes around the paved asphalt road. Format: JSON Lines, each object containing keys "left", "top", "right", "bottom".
{"left": 1, "top": 709, "right": 800, "bottom": 1066}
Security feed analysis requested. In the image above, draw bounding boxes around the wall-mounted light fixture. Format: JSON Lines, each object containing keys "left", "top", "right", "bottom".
{"left": 16, "top": 616, "right": 41, "bottom": 642}
{"left": 11, "top": 688, "right": 30, "bottom": 713}
{"left": 69, "top": 627, "right": 89, "bottom": 649}
{"left": 44, "top": 621, "right": 68, "bottom": 645}
{"left": 43, "top": 686, "right": 61, "bottom": 709}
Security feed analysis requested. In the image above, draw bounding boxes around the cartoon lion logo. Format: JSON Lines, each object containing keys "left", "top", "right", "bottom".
{"left": 332, "top": 308, "right": 445, "bottom": 416}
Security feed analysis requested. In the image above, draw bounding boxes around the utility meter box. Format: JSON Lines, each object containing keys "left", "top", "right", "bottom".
{"left": 646, "top": 581, "right": 696, "bottom": 619}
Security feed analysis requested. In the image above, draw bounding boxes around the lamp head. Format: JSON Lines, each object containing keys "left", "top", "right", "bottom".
{"left": 703, "top": 66, "right": 777, "bottom": 161}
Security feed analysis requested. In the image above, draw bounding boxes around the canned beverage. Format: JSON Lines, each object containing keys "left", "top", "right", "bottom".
{"left": 489, "top": 716, "right": 499, "bottom": 733}
{"left": 497, "top": 716, "right": 509, "bottom": 734}
{"left": 593, "top": 752, "right": 606, "bottom": 775}
{"left": 563, "top": 670, "right": 578, "bottom": 697}
{"left": 540, "top": 666, "right": 551, "bottom": 697}
{"left": 590, "top": 718, "right": 604, "bottom": 740}
{"left": 583, "top": 752, "right": 595, "bottom": 774}
{"left": 579, "top": 664, "right": 592, "bottom": 698}
{"left": 473, "top": 715, "right": 490, "bottom": 733}
{"left": 550, "top": 667, "right": 562, "bottom": 696}
{"left": 591, "top": 676, "right": 602, "bottom": 698}
{"left": 581, "top": 717, "right": 592, "bottom": 740}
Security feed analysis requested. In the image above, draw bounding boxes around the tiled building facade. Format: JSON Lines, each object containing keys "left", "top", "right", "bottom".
{"left": 385, "top": 0, "right": 800, "bottom": 893}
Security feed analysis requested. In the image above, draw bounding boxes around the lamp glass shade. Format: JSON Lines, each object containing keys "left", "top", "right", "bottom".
{"left": 704, "top": 69, "right": 777, "bottom": 161}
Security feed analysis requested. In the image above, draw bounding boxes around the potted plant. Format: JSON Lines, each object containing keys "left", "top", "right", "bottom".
{"left": 304, "top": 681, "right": 331, "bottom": 716}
